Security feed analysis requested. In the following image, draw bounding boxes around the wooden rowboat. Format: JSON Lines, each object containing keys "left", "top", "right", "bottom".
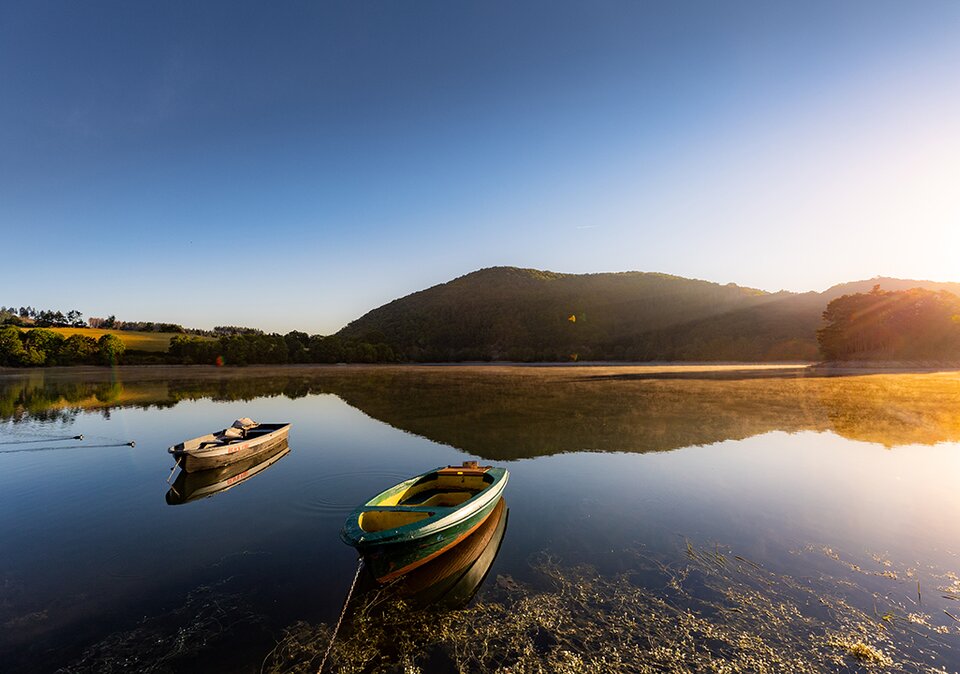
{"left": 351, "top": 496, "right": 508, "bottom": 612}
{"left": 340, "top": 461, "right": 509, "bottom": 582}
{"left": 166, "top": 440, "right": 290, "bottom": 505}
{"left": 168, "top": 419, "right": 291, "bottom": 472}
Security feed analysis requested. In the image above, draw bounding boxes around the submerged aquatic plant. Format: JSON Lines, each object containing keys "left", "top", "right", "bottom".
{"left": 264, "top": 544, "right": 960, "bottom": 673}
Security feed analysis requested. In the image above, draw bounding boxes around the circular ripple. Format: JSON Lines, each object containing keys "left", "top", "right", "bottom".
{"left": 296, "top": 469, "right": 412, "bottom": 515}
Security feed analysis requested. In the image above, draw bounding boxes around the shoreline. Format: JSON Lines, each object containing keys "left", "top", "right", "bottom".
{"left": 2, "top": 361, "right": 959, "bottom": 382}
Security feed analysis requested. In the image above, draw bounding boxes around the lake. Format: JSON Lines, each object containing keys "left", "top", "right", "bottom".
{"left": 2, "top": 364, "right": 959, "bottom": 672}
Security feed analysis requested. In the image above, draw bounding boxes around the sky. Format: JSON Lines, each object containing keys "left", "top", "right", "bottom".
{"left": 2, "top": 1, "right": 959, "bottom": 334}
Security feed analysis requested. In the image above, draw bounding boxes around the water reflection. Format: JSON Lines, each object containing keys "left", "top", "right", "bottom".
{"left": 1, "top": 366, "right": 959, "bottom": 672}
{"left": 165, "top": 440, "right": 291, "bottom": 505}
{"left": 354, "top": 497, "right": 508, "bottom": 611}
{"left": 3, "top": 366, "right": 960, "bottom": 454}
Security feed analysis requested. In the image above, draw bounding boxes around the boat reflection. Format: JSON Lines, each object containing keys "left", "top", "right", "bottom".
{"left": 355, "top": 497, "right": 508, "bottom": 610}
{"left": 165, "top": 440, "right": 290, "bottom": 505}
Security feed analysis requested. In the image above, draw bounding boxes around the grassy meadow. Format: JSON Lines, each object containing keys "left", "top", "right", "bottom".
{"left": 18, "top": 327, "right": 190, "bottom": 352}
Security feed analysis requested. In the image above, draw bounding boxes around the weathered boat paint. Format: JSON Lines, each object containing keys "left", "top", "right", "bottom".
{"left": 166, "top": 440, "right": 290, "bottom": 505}
{"left": 168, "top": 422, "right": 291, "bottom": 472}
{"left": 340, "top": 462, "right": 509, "bottom": 582}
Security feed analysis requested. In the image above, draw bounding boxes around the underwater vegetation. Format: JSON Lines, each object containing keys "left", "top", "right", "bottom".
{"left": 263, "top": 543, "right": 959, "bottom": 674}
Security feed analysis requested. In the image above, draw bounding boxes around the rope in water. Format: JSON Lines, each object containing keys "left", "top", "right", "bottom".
{"left": 318, "top": 558, "right": 365, "bottom": 674}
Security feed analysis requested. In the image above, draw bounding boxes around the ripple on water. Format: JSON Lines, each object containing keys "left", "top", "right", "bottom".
{"left": 295, "top": 469, "right": 411, "bottom": 516}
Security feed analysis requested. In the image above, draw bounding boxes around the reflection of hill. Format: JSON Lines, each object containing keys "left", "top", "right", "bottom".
{"left": 327, "top": 370, "right": 828, "bottom": 458}
{"left": 323, "top": 369, "right": 960, "bottom": 456}
{"left": 2, "top": 366, "right": 959, "bottom": 455}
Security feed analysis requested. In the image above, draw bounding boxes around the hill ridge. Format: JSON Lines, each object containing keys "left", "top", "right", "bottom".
{"left": 338, "top": 267, "right": 960, "bottom": 362}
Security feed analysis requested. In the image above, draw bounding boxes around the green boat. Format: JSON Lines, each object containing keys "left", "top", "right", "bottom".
{"left": 340, "top": 461, "right": 509, "bottom": 582}
{"left": 389, "top": 497, "right": 509, "bottom": 609}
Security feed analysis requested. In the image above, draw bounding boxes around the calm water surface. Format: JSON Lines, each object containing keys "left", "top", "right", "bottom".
{"left": 1, "top": 365, "right": 959, "bottom": 672}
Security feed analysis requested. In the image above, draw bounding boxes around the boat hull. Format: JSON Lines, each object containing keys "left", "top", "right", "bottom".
{"left": 166, "top": 441, "right": 290, "bottom": 505}
{"left": 397, "top": 497, "right": 508, "bottom": 607}
{"left": 169, "top": 423, "right": 291, "bottom": 472}
{"left": 359, "top": 492, "right": 502, "bottom": 582}
{"left": 341, "top": 464, "right": 509, "bottom": 582}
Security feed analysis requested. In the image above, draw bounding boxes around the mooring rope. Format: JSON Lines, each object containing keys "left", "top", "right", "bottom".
{"left": 318, "top": 558, "right": 365, "bottom": 674}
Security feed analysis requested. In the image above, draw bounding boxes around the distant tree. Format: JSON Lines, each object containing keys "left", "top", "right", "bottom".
{"left": 354, "top": 342, "right": 377, "bottom": 363}
{"left": 284, "top": 331, "right": 310, "bottom": 363}
{"left": 102, "top": 315, "right": 116, "bottom": 329}
{"left": 374, "top": 343, "right": 396, "bottom": 362}
{"left": 214, "top": 325, "right": 263, "bottom": 336}
{"left": 169, "top": 335, "right": 218, "bottom": 364}
{"left": 60, "top": 334, "right": 99, "bottom": 365}
{"left": 66, "top": 310, "right": 84, "bottom": 327}
{"left": 97, "top": 334, "right": 125, "bottom": 365}
{"left": 818, "top": 286, "right": 960, "bottom": 361}
{"left": 23, "top": 328, "right": 65, "bottom": 365}
{"left": 0, "top": 326, "right": 28, "bottom": 366}
{"left": 306, "top": 335, "right": 341, "bottom": 363}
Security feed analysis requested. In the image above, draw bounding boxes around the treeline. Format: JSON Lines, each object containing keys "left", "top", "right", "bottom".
{"left": 170, "top": 332, "right": 396, "bottom": 365}
{"left": 0, "top": 327, "right": 126, "bottom": 367}
{"left": 2, "top": 306, "right": 193, "bottom": 334}
{"left": 89, "top": 315, "right": 188, "bottom": 334}
{"left": 0, "top": 327, "right": 394, "bottom": 368}
{"left": 818, "top": 286, "right": 960, "bottom": 361}
{"left": 0, "top": 306, "right": 86, "bottom": 328}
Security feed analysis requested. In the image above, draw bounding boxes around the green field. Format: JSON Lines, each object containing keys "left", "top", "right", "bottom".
{"left": 18, "top": 327, "right": 194, "bottom": 352}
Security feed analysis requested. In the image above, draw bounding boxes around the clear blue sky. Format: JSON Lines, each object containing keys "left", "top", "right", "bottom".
{"left": 2, "top": 1, "right": 958, "bottom": 334}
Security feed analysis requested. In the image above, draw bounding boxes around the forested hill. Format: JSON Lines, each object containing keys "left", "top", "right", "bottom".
{"left": 337, "top": 267, "right": 960, "bottom": 362}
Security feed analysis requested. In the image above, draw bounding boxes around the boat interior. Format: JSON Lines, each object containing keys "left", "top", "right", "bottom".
{"left": 358, "top": 466, "right": 495, "bottom": 533}
{"left": 185, "top": 423, "right": 286, "bottom": 450}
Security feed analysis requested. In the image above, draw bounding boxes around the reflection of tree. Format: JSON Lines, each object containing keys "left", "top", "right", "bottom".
{"left": 327, "top": 371, "right": 830, "bottom": 458}
{"left": 2, "top": 368, "right": 959, "bottom": 454}
{"left": 94, "top": 381, "right": 123, "bottom": 403}
{"left": 318, "top": 370, "right": 960, "bottom": 456}
{"left": 816, "top": 375, "right": 960, "bottom": 447}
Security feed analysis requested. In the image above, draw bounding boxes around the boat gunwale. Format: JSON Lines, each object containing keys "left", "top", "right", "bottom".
{"left": 341, "top": 466, "right": 509, "bottom": 547}
{"left": 168, "top": 423, "right": 291, "bottom": 457}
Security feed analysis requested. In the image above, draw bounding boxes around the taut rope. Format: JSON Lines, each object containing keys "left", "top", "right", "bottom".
{"left": 318, "top": 557, "right": 365, "bottom": 673}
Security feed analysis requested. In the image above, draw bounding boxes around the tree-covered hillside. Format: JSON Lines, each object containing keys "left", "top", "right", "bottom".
{"left": 337, "top": 267, "right": 960, "bottom": 362}
{"left": 336, "top": 268, "right": 790, "bottom": 360}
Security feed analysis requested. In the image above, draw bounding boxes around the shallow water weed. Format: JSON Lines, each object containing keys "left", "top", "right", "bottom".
{"left": 264, "top": 544, "right": 960, "bottom": 673}
{"left": 828, "top": 638, "right": 892, "bottom": 667}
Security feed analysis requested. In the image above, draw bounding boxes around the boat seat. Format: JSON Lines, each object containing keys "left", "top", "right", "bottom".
{"left": 358, "top": 505, "right": 453, "bottom": 513}
{"left": 198, "top": 438, "right": 241, "bottom": 449}
{"left": 400, "top": 489, "right": 478, "bottom": 507}
{"left": 358, "top": 505, "right": 456, "bottom": 533}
